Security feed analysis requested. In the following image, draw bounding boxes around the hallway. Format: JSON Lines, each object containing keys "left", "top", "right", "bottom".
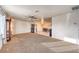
{"left": 0, "top": 33, "right": 79, "bottom": 53}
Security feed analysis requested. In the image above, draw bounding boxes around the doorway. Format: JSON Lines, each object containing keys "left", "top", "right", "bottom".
{"left": 6, "top": 18, "right": 12, "bottom": 41}
{"left": 31, "top": 24, "right": 35, "bottom": 33}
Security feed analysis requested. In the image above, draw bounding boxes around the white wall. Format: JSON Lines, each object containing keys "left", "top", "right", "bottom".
{"left": 14, "top": 19, "right": 31, "bottom": 34}
{"left": 52, "top": 14, "right": 67, "bottom": 38}
{"left": 0, "top": 16, "right": 6, "bottom": 49}
{"left": 52, "top": 10, "right": 79, "bottom": 44}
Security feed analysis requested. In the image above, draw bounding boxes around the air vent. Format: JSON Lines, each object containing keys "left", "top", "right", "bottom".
{"left": 72, "top": 6, "right": 79, "bottom": 10}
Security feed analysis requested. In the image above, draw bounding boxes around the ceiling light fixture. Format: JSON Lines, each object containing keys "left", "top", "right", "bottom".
{"left": 35, "top": 10, "right": 39, "bottom": 13}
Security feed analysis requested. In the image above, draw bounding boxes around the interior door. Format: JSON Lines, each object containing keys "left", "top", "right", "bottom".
{"left": 31, "top": 24, "right": 35, "bottom": 33}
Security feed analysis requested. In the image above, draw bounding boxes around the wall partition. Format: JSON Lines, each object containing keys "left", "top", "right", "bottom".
{"left": 68, "top": 10, "right": 79, "bottom": 44}
{"left": 52, "top": 9, "right": 79, "bottom": 44}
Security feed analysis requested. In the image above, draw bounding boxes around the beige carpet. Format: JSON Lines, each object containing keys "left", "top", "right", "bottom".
{"left": 42, "top": 41, "right": 79, "bottom": 52}
{"left": 0, "top": 33, "right": 79, "bottom": 53}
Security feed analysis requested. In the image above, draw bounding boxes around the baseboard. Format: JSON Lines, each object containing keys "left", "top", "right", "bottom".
{"left": 64, "top": 37, "right": 77, "bottom": 44}
{"left": 12, "top": 32, "right": 31, "bottom": 36}
{"left": 52, "top": 36, "right": 79, "bottom": 45}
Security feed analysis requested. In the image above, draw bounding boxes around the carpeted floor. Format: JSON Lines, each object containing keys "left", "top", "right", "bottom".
{"left": 0, "top": 33, "right": 79, "bottom": 53}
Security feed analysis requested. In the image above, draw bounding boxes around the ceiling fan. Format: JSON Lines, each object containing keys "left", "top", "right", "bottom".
{"left": 24, "top": 10, "right": 40, "bottom": 22}
{"left": 24, "top": 15, "right": 39, "bottom": 22}
{"left": 28, "top": 15, "right": 38, "bottom": 19}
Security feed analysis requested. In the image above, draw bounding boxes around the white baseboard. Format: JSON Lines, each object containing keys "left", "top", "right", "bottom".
{"left": 52, "top": 36, "right": 79, "bottom": 45}
{"left": 64, "top": 37, "right": 77, "bottom": 44}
